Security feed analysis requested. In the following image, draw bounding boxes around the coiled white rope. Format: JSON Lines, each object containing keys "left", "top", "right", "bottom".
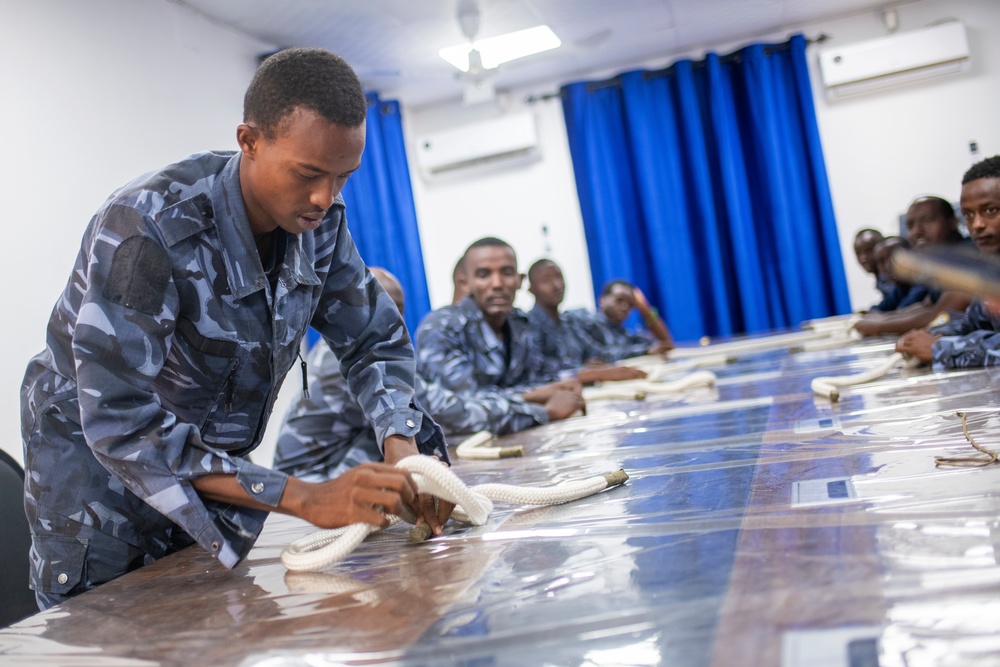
{"left": 280, "top": 455, "right": 630, "bottom": 572}
{"left": 455, "top": 430, "right": 523, "bottom": 460}
{"left": 583, "top": 370, "right": 717, "bottom": 401}
{"left": 811, "top": 352, "right": 919, "bottom": 401}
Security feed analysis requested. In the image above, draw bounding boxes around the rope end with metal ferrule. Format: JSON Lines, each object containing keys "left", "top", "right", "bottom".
{"left": 603, "top": 469, "right": 629, "bottom": 487}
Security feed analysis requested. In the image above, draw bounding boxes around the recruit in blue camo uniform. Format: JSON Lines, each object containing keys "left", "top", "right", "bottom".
{"left": 21, "top": 49, "right": 443, "bottom": 609}
{"left": 275, "top": 338, "right": 548, "bottom": 481}
{"left": 930, "top": 300, "right": 1000, "bottom": 369}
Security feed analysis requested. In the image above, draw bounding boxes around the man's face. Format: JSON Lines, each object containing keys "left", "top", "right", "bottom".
{"left": 238, "top": 107, "right": 365, "bottom": 236}
{"left": 853, "top": 232, "right": 882, "bottom": 274}
{"left": 962, "top": 177, "right": 1000, "bottom": 255}
{"left": 600, "top": 284, "right": 634, "bottom": 325}
{"left": 875, "top": 241, "right": 904, "bottom": 281}
{"left": 529, "top": 262, "right": 565, "bottom": 310}
{"left": 905, "top": 200, "right": 955, "bottom": 248}
{"left": 465, "top": 245, "right": 522, "bottom": 321}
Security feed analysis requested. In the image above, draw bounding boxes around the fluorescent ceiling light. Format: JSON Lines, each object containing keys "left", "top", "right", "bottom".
{"left": 440, "top": 25, "right": 561, "bottom": 72}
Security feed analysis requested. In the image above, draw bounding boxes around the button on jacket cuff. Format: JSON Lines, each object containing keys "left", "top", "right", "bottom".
{"left": 235, "top": 462, "right": 288, "bottom": 508}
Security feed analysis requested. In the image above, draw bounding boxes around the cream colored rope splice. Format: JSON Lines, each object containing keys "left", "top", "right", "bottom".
{"left": 455, "top": 430, "right": 523, "bottom": 460}
{"left": 935, "top": 411, "right": 1000, "bottom": 468}
{"left": 811, "top": 352, "right": 915, "bottom": 402}
{"left": 583, "top": 370, "right": 717, "bottom": 402}
{"left": 280, "top": 455, "right": 630, "bottom": 572}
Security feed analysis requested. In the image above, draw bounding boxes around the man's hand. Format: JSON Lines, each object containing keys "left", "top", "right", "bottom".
{"left": 577, "top": 366, "right": 647, "bottom": 384}
{"left": 851, "top": 317, "right": 883, "bottom": 337}
{"left": 647, "top": 340, "right": 674, "bottom": 355}
{"left": 522, "top": 379, "right": 584, "bottom": 404}
{"left": 280, "top": 463, "right": 419, "bottom": 530}
{"left": 895, "top": 329, "right": 939, "bottom": 363}
{"left": 383, "top": 434, "right": 453, "bottom": 536}
{"left": 544, "top": 390, "right": 587, "bottom": 421}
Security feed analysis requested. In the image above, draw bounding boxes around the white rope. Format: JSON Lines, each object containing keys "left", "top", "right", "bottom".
{"left": 811, "top": 352, "right": 919, "bottom": 401}
{"left": 669, "top": 330, "right": 834, "bottom": 360}
{"left": 280, "top": 455, "right": 629, "bottom": 572}
{"left": 583, "top": 370, "right": 717, "bottom": 401}
{"left": 454, "top": 430, "right": 524, "bottom": 460}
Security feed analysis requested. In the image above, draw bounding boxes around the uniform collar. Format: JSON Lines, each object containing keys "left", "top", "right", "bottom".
{"left": 213, "top": 154, "right": 324, "bottom": 299}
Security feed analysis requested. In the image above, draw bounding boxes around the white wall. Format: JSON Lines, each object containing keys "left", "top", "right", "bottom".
{"left": 0, "top": 0, "right": 276, "bottom": 466}
{"left": 404, "top": 94, "right": 595, "bottom": 313}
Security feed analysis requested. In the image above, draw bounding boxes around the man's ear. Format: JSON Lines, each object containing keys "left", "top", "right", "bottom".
{"left": 516, "top": 273, "right": 525, "bottom": 290}
{"left": 236, "top": 124, "right": 260, "bottom": 159}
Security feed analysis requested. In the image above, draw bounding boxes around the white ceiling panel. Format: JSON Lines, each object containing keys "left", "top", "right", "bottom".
{"left": 176, "top": 0, "right": 907, "bottom": 107}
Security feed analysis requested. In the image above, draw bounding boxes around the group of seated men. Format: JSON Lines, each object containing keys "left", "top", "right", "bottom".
{"left": 275, "top": 237, "right": 675, "bottom": 481}
{"left": 851, "top": 156, "right": 1000, "bottom": 368}
{"left": 279, "top": 154, "right": 1000, "bottom": 483}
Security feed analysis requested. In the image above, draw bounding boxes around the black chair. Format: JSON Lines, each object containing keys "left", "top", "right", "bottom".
{"left": 0, "top": 448, "right": 38, "bottom": 627}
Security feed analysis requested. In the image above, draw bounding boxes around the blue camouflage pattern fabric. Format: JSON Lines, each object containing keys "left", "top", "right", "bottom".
{"left": 274, "top": 339, "right": 546, "bottom": 481}
{"left": 572, "top": 311, "right": 654, "bottom": 362}
{"left": 930, "top": 299, "right": 1000, "bottom": 369}
{"left": 415, "top": 296, "right": 557, "bottom": 396}
{"left": 527, "top": 304, "right": 607, "bottom": 373}
{"left": 21, "top": 150, "right": 440, "bottom": 600}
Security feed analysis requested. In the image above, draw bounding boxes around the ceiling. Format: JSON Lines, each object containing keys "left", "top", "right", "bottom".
{"left": 176, "top": 0, "right": 901, "bottom": 108}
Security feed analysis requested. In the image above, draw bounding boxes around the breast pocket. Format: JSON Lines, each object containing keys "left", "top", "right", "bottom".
{"left": 157, "top": 317, "right": 244, "bottom": 440}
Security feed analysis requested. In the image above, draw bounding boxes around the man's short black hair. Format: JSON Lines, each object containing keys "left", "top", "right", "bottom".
{"left": 244, "top": 48, "right": 367, "bottom": 139}
{"left": 854, "top": 228, "right": 883, "bottom": 240}
{"left": 963, "top": 155, "right": 1000, "bottom": 184}
{"left": 601, "top": 279, "right": 634, "bottom": 297}
{"left": 462, "top": 237, "right": 515, "bottom": 265}
{"left": 909, "top": 196, "right": 957, "bottom": 221}
{"left": 527, "top": 258, "right": 557, "bottom": 284}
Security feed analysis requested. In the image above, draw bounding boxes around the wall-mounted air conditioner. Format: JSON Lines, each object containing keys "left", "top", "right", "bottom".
{"left": 818, "top": 20, "right": 970, "bottom": 100}
{"left": 414, "top": 112, "right": 541, "bottom": 179}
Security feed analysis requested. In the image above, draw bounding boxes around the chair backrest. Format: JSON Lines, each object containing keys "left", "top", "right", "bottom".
{"left": 0, "top": 449, "right": 38, "bottom": 627}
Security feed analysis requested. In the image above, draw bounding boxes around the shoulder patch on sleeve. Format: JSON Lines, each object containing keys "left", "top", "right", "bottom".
{"left": 103, "top": 235, "right": 171, "bottom": 315}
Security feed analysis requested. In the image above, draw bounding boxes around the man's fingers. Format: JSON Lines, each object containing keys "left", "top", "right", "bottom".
{"left": 419, "top": 493, "right": 444, "bottom": 535}
{"left": 436, "top": 499, "right": 455, "bottom": 527}
{"left": 354, "top": 467, "right": 418, "bottom": 504}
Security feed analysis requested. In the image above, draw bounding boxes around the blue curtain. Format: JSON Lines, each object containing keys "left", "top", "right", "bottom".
{"left": 562, "top": 35, "right": 849, "bottom": 341}
{"left": 313, "top": 92, "right": 430, "bottom": 343}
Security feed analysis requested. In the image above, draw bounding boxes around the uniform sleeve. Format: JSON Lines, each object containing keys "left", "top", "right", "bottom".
{"left": 73, "top": 205, "right": 287, "bottom": 568}
{"left": 310, "top": 216, "right": 432, "bottom": 453}
{"left": 932, "top": 330, "right": 1000, "bottom": 370}
{"left": 416, "top": 313, "right": 484, "bottom": 396}
{"left": 931, "top": 299, "right": 997, "bottom": 338}
{"left": 417, "top": 376, "right": 547, "bottom": 437}
{"left": 870, "top": 284, "right": 903, "bottom": 312}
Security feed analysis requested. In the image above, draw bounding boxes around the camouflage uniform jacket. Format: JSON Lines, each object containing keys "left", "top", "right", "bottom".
{"left": 20, "top": 151, "right": 439, "bottom": 582}
{"left": 573, "top": 311, "right": 654, "bottom": 362}
{"left": 274, "top": 339, "right": 546, "bottom": 481}
{"left": 527, "top": 304, "right": 605, "bottom": 375}
{"left": 930, "top": 299, "right": 1000, "bottom": 369}
{"left": 415, "top": 296, "right": 557, "bottom": 396}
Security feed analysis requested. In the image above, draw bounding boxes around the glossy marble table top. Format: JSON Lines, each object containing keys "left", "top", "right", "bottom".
{"left": 3, "top": 330, "right": 1000, "bottom": 666}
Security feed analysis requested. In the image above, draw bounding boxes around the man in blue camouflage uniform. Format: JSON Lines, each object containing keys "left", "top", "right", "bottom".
{"left": 527, "top": 259, "right": 647, "bottom": 383}
{"left": 572, "top": 280, "right": 675, "bottom": 362}
{"left": 416, "top": 238, "right": 585, "bottom": 409}
{"left": 853, "top": 228, "right": 895, "bottom": 311}
{"left": 21, "top": 49, "right": 448, "bottom": 610}
{"left": 275, "top": 268, "right": 579, "bottom": 481}
{"left": 855, "top": 197, "right": 971, "bottom": 337}
{"left": 895, "top": 157, "right": 1000, "bottom": 368}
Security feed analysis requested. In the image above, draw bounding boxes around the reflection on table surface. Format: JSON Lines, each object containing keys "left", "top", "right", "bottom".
{"left": 3, "top": 330, "right": 1000, "bottom": 666}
